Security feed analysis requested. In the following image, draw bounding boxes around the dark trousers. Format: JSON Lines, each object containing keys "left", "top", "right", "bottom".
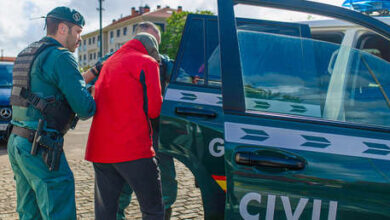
{"left": 93, "top": 157, "right": 164, "bottom": 220}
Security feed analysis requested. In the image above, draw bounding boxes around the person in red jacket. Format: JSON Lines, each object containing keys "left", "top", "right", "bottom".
{"left": 85, "top": 33, "right": 164, "bottom": 220}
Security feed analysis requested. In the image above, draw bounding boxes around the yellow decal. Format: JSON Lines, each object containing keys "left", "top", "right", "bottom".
{"left": 212, "top": 175, "right": 226, "bottom": 192}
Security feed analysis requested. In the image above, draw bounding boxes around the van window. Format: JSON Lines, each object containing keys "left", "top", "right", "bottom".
{"left": 357, "top": 32, "right": 390, "bottom": 62}
{"left": 346, "top": 47, "right": 390, "bottom": 126}
{"left": 238, "top": 30, "right": 390, "bottom": 127}
{"left": 204, "top": 19, "right": 312, "bottom": 88}
{"left": 175, "top": 19, "right": 205, "bottom": 85}
{"left": 174, "top": 18, "right": 222, "bottom": 87}
{"left": 312, "top": 32, "right": 344, "bottom": 44}
{"left": 206, "top": 19, "right": 221, "bottom": 87}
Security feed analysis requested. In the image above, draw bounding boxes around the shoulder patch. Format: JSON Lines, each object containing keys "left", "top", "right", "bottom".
{"left": 57, "top": 47, "right": 67, "bottom": 50}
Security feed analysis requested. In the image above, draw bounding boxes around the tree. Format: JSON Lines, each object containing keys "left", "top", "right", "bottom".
{"left": 160, "top": 10, "right": 214, "bottom": 59}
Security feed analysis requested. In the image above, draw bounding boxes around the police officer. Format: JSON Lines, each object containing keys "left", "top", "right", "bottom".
{"left": 7, "top": 7, "right": 98, "bottom": 219}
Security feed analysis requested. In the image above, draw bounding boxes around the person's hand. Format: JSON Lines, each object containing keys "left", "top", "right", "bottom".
{"left": 192, "top": 75, "right": 200, "bottom": 84}
{"left": 91, "top": 60, "right": 105, "bottom": 77}
{"left": 95, "top": 60, "right": 104, "bottom": 74}
{"left": 91, "top": 86, "right": 95, "bottom": 97}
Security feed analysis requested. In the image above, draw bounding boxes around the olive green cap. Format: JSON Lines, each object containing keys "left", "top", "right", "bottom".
{"left": 46, "top": 6, "right": 85, "bottom": 27}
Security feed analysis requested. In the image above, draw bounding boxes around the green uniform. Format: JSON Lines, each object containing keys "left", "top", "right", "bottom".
{"left": 8, "top": 36, "right": 95, "bottom": 220}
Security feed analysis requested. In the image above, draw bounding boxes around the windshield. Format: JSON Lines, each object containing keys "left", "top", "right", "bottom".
{"left": 0, "top": 63, "right": 13, "bottom": 87}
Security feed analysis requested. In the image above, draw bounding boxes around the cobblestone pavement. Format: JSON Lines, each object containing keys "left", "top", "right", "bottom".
{"left": 0, "top": 120, "right": 204, "bottom": 219}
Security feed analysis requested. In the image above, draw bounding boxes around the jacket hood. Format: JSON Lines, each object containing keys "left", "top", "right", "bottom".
{"left": 133, "top": 33, "right": 160, "bottom": 62}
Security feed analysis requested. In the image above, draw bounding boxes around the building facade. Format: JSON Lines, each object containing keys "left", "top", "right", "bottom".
{"left": 78, "top": 5, "right": 181, "bottom": 68}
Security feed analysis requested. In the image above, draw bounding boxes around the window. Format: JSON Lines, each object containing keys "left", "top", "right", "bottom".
{"left": 79, "top": 55, "right": 82, "bottom": 61}
{"left": 93, "top": 52, "right": 96, "bottom": 60}
{"left": 238, "top": 30, "right": 390, "bottom": 127}
{"left": 83, "top": 54, "right": 86, "bottom": 60}
{"left": 110, "top": 31, "right": 114, "bottom": 44}
{"left": 174, "top": 19, "right": 205, "bottom": 85}
{"left": 201, "top": 18, "right": 312, "bottom": 88}
{"left": 132, "top": 24, "right": 138, "bottom": 34}
{"left": 155, "top": 23, "right": 165, "bottom": 32}
{"left": 312, "top": 31, "right": 345, "bottom": 44}
{"left": 357, "top": 32, "right": 390, "bottom": 62}
{"left": 89, "top": 53, "right": 92, "bottom": 60}
{"left": 83, "top": 39, "right": 86, "bottom": 45}
{"left": 97, "top": 35, "right": 101, "bottom": 48}
{"left": 343, "top": 32, "right": 390, "bottom": 126}
{"left": 92, "top": 37, "right": 95, "bottom": 44}
{"left": 0, "top": 64, "right": 13, "bottom": 86}
{"left": 173, "top": 17, "right": 314, "bottom": 88}
{"left": 88, "top": 38, "right": 91, "bottom": 45}
{"left": 206, "top": 19, "right": 221, "bottom": 87}
{"left": 123, "top": 27, "right": 127, "bottom": 36}
{"left": 117, "top": 29, "right": 120, "bottom": 37}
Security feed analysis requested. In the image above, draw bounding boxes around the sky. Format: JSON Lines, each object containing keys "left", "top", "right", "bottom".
{"left": 0, "top": 0, "right": 344, "bottom": 57}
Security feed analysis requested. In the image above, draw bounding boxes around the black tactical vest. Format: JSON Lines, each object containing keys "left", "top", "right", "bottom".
{"left": 11, "top": 38, "right": 78, "bottom": 135}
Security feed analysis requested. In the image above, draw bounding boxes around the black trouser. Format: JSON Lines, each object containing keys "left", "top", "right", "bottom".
{"left": 93, "top": 157, "right": 164, "bottom": 220}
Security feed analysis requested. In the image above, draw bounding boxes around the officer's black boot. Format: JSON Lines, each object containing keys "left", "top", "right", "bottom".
{"left": 164, "top": 207, "right": 172, "bottom": 220}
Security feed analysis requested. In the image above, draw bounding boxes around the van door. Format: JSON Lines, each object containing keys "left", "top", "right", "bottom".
{"left": 219, "top": 0, "right": 390, "bottom": 219}
{"left": 159, "top": 14, "right": 312, "bottom": 219}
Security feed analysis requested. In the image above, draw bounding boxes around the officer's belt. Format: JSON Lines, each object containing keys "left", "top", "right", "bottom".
{"left": 11, "top": 125, "right": 60, "bottom": 145}
{"left": 11, "top": 126, "right": 35, "bottom": 142}
{"left": 11, "top": 125, "right": 64, "bottom": 171}
{"left": 11, "top": 125, "right": 62, "bottom": 146}
{"left": 11, "top": 125, "right": 59, "bottom": 149}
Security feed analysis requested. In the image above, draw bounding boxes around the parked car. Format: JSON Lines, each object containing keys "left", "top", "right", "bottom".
{"left": 0, "top": 61, "right": 13, "bottom": 141}
{"left": 160, "top": 0, "right": 390, "bottom": 219}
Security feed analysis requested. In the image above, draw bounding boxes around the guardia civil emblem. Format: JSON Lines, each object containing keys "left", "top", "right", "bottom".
{"left": 73, "top": 12, "right": 81, "bottom": 21}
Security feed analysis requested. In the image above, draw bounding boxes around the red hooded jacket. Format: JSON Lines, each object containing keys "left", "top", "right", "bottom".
{"left": 85, "top": 39, "right": 162, "bottom": 163}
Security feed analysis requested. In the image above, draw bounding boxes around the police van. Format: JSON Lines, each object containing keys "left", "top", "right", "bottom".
{"left": 160, "top": 0, "right": 390, "bottom": 219}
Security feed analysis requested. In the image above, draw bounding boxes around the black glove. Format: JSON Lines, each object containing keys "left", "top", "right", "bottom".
{"left": 91, "top": 60, "right": 104, "bottom": 77}
{"left": 95, "top": 60, "right": 103, "bottom": 73}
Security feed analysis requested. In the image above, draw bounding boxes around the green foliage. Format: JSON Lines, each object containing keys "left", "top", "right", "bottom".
{"left": 79, "top": 65, "right": 91, "bottom": 73}
{"left": 160, "top": 10, "right": 214, "bottom": 59}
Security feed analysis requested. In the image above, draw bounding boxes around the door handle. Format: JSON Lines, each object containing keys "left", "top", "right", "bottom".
{"left": 235, "top": 152, "right": 305, "bottom": 170}
{"left": 175, "top": 107, "right": 217, "bottom": 118}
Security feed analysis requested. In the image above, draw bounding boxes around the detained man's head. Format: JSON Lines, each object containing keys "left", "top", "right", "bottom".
{"left": 133, "top": 33, "right": 160, "bottom": 62}
{"left": 134, "top": 21, "right": 161, "bottom": 44}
